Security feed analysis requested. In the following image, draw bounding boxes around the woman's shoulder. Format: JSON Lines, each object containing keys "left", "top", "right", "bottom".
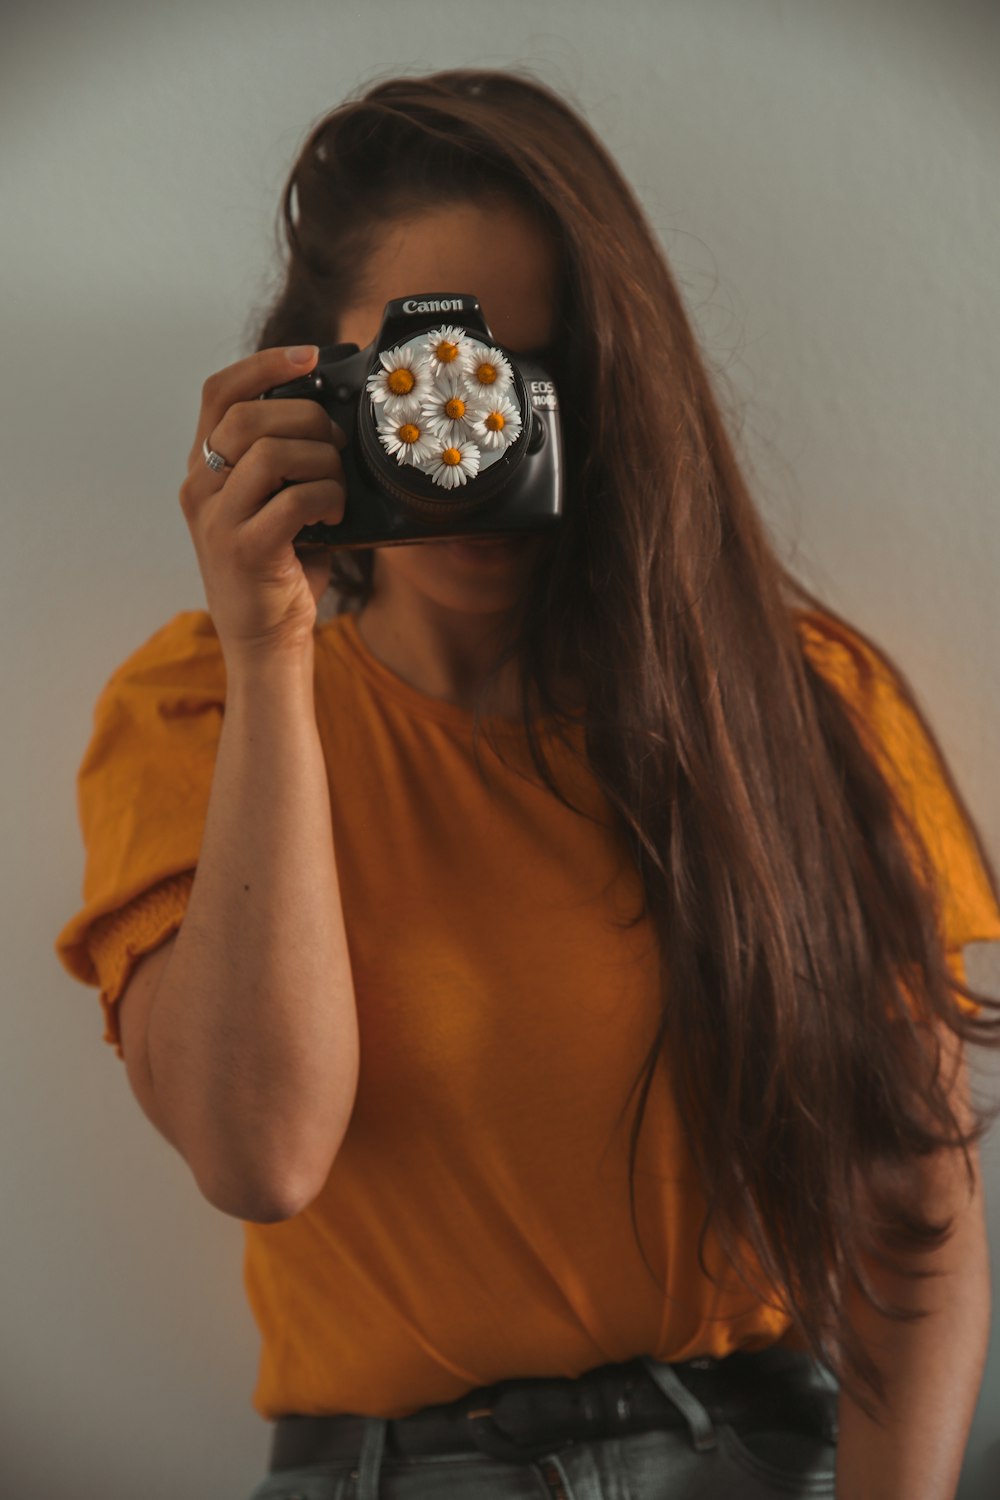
{"left": 790, "top": 602, "right": 941, "bottom": 771}
{"left": 790, "top": 603, "right": 929, "bottom": 756}
{"left": 791, "top": 603, "right": 1000, "bottom": 950}
{"left": 791, "top": 604, "right": 891, "bottom": 694}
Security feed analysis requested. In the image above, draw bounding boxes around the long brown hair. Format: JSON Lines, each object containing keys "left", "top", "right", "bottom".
{"left": 247, "top": 67, "right": 1000, "bottom": 1423}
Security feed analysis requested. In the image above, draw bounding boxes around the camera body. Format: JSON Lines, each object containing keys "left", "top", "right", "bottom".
{"left": 260, "top": 293, "right": 563, "bottom": 549}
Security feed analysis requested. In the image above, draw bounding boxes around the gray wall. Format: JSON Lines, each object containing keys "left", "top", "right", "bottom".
{"left": 5, "top": 0, "right": 999, "bottom": 1495}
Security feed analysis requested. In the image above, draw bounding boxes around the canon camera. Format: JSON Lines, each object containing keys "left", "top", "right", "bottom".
{"left": 260, "top": 293, "right": 563, "bottom": 549}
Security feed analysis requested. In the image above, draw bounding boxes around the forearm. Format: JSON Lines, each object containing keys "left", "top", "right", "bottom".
{"left": 146, "top": 642, "right": 359, "bottom": 1219}
{"left": 835, "top": 1152, "right": 991, "bottom": 1500}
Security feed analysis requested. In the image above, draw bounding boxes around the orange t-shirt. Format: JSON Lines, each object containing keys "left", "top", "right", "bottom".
{"left": 53, "top": 605, "right": 1000, "bottom": 1420}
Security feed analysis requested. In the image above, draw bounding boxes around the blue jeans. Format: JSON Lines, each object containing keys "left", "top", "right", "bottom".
{"left": 246, "top": 1356, "right": 839, "bottom": 1499}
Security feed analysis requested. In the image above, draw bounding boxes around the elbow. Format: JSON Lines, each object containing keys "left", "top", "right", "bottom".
{"left": 198, "top": 1167, "right": 325, "bottom": 1224}
{"left": 182, "top": 1078, "right": 358, "bottom": 1224}
{"left": 195, "top": 1143, "right": 343, "bottom": 1225}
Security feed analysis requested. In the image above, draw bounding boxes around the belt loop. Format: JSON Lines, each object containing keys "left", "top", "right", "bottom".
{"left": 355, "top": 1414, "right": 389, "bottom": 1500}
{"left": 639, "top": 1358, "right": 717, "bottom": 1453}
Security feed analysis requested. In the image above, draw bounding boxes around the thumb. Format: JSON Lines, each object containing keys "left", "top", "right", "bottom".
{"left": 296, "top": 546, "right": 334, "bottom": 606}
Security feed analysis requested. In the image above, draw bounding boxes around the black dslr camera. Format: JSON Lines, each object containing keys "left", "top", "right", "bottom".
{"left": 260, "top": 293, "right": 563, "bottom": 549}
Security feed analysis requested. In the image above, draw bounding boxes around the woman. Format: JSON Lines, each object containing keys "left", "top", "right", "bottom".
{"left": 55, "top": 69, "right": 1000, "bottom": 1500}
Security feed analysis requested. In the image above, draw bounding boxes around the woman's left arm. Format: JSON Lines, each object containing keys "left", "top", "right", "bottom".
{"left": 835, "top": 1023, "right": 992, "bottom": 1500}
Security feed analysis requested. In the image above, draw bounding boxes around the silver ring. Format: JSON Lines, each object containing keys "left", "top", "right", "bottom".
{"left": 202, "top": 436, "right": 232, "bottom": 473}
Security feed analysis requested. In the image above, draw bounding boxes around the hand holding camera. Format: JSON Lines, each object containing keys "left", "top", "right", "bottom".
{"left": 179, "top": 344, "right": 348, "bottom": 662}
{"left": 179, "top": 295, "right": 562, "bottom": 662}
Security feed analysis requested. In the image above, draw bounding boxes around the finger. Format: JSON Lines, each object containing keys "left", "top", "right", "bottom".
{"left": 191, "top": 408, "right": 348, "bottom": 512}
{"left": 237, "top": 479, "right": 347, "bottom": 556}
{"left": 217, "top": 436, "right": 344, "bottom": 527}
{"left": 191, "top": 402, "right": 340, "bottom": 501}
{"left": 297, "top": 547, "right": 337, "bottom": 607}
{"left": 187, "top": 345, "right": 319, "bottom": 470}
{"left": 204, "top": 398, "right": 344, "bottom": 477}
{"left": 184, "top": 420, "right": 346, "bottom": 522}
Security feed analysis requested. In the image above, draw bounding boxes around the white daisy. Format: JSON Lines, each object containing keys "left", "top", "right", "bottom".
{"left": 422, "top": 325, "right": 472, "bottom": 376}
{"left": 376, "top": 412, "right": 437, "bottom": 467}
{"left": 466, "top": 393, "right": 523, "bottom": 452}
{"left": 420, "top": 370, "right": 476, "bottom": 443}
{"left": 425, "top": 438, "right": 481, "bottom": 489}
{"left": 365, "top": 344, "right": 432, "bottom": 418}
{"left": 461, "top": 343, "right": 514, "bottom": 399}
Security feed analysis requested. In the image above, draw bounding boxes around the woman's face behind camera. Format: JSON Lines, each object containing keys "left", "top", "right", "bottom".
{"left": 337, "top": 194, "right": 560, "bottom": 612}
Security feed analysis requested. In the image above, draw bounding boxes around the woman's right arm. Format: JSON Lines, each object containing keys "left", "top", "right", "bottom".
{"left": 116, "top": 345, "right": 358, "bottom": 1224}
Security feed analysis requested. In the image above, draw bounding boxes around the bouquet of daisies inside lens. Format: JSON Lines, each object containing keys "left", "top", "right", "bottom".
{"left": 365, "top": 325, "right": 524, "bottom": 488}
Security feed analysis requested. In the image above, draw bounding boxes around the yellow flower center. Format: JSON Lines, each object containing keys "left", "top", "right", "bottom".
{"left": 387, "top": 367, "right": 415, "bottom": 395}
{"left": 441, "top": 447, "right": 462, "bottom": 466}
{"left": 476, "top": 362, "right": 498, "bottom": 385}
{"left": 398, "top": 423, "right": 420, "bottom": 444}
{"left": 485, "top": 411, "right": 505, "bottom": 431}
{"left": 444, "top": 397, "right": 466, "bottom": 420}
{"left": 435, "top": 340, "right": 459, "bottom": 363}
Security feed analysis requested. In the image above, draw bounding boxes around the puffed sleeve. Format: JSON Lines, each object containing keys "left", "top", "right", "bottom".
{"left": 796, "top": 608, "right": 1000, "bottom": 1017}
{"left": 54, "top": 611, "right": 226, "bottom": 1059}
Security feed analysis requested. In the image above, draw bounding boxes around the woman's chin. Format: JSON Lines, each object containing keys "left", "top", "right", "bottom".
{"left": 438, "top": 535, "right": 536, "bottom": 563}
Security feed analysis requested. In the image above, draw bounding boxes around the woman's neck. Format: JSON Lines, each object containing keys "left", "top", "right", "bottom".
{"left": 355, "top": 597, "right": 528, "bottom": 718}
